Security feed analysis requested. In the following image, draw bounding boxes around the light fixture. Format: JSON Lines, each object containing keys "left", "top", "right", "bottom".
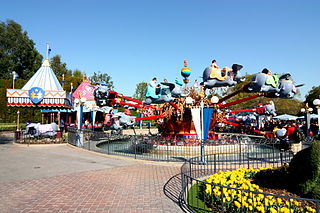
{"left": 186, "top": 97, "right": 194, "bottom": 104}
{"left": 80, "top": 97, "right": 87, "bottom": 103}
{"left": 313, "top": 99, "right": 320, "bottom": 106}
{"left": 211, "top": 96, "right": 219, "bottom": 104}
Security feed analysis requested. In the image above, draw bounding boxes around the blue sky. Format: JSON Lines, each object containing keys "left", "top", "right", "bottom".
{"left": 1, "top": 0, "right": 319, "bottom": 100}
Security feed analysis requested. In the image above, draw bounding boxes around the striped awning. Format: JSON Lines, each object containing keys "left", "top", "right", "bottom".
{"left": 6, "top": 89, "right": 72, "bottom": 108}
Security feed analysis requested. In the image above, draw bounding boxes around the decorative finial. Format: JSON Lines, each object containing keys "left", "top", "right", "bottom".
{"left": 184, "top": 59, "right": 188, "bottom": 67}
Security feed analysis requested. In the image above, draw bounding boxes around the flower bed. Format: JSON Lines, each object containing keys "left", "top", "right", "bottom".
{"left": 197, "top": 167, "right": 317, "bottom": 213}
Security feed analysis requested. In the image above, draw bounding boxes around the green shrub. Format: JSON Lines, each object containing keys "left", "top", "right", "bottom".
{"left": 0, "top": 123, "right": 26, "bottom": 131}
{"left": 289, "top": 140, "right": 320, "bottom": 199}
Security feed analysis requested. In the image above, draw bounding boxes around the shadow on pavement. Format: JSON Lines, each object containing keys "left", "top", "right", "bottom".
{"left": 163, "top": 173, "right": 182, "bottom": 206}
{"left": 0, "top": 135, "right": 14, "bottom": 144}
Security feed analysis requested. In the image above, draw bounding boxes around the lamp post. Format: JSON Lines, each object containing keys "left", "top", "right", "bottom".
{"left": 313, "top": 99, "right": 320, "bottom": 137}
{"left": 15, "top": 110, "right": 20, "bottom": 141}
{"left": 301, "top": 103, "right": 313, "bottom": 137}
{"left": 75, "top": 97, "right": 87, "bottom": 131}
{"left": 57, "top": 111, "right": 61, "bottom": 131}
{"left": 16, "top": 110, "right": 20, "bottom": 131}
{"left": 75, "top": 97, "right": 87, "bottom": 147}
{"left": 12, "top": 71, "right": 16, "bottom": 89}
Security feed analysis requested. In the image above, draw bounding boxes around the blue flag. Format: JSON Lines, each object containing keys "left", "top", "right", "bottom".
{"left": 203, "top": 108, "right": 214, "bottom": 141}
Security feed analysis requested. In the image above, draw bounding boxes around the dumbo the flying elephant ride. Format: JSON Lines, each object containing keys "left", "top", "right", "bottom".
{"left": 143, "top": 79, "right": 187, "bottom": 105}
{"left": 247, "top": 69, "right": 298, "bottom": 99}
{"left": 201, "top": 63, "right": 244, "bottom": 89}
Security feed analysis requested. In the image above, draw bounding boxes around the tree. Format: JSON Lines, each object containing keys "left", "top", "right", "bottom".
{"left": 90, "top": 71, "right": 114, "bottom": 89}
{"left": 0, "top": 19, "right": 43, "bottom": 80}
{"left": 305, "top": 85, "right": 320, "bottom": 110}
{"left": 50, "top": 55, "right": 72, "bottom": 77}
{"left": 133, "top": 82, "right": 147, "bottom": 101}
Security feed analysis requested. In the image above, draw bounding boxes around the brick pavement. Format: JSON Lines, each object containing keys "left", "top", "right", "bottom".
{"left": 0, "top": 143, "right": 183, "bottom": 213}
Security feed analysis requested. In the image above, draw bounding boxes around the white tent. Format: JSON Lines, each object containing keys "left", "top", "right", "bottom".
{"left": 298, "top": 114, "right": 319, "bottom": 120}
{"left": 22, "top": 59, "right": 63, "bottom": 91}
{"left": 273, "top": 114, "right": 298, "bottom": 120}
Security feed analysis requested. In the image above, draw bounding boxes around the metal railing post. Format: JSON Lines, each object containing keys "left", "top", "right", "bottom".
{"left": 167, "top": 142, "right": 169, "bottom": 162}
{"left": 107, "top": 134, "right": 110, "bottom": 154}
{"left": 214, "top": 154, "right": 217, "bottom": 174}
{"left": 220, "top": 185, "right": 224, "bottom": 213}
{"left": 134, "top": 135, "right": 137, "bottom": 159}
{"left": 239, "top": 140, "right": 242, "bottom": 166}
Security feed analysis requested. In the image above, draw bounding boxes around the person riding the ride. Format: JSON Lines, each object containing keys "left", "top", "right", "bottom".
{"left": 209, "top": 59, "right": 232, "bottom": 81}
{"left": 262, "top": 68, "right": 279, "bottom": 88}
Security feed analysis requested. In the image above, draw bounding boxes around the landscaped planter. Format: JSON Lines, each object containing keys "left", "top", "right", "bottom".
{"left": 189, "top": 167, "right": 318, "bottom": 213}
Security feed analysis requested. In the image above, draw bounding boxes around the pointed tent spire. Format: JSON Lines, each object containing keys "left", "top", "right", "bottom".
{"left": 21, "top": 44, "right": 62, "bottom": 91}
{"left": 42, "top": 43, "right": 51, "bottom": 67}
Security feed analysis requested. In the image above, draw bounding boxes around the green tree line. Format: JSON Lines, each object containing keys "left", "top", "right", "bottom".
{"left": 0, "top": 19, "right": 114, "bottom": 124}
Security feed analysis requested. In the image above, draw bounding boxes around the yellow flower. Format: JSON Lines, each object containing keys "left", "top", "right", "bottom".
{"left": 214, "top": 190, "right": 221, "bottom": 197}
{"left": 293, "top": 200, "right": 300, "bottom": 206}
{"left": 234, "top": 200, "right": 241, "bottom": 208}
{"left": 242, "top": 201, "right": 249, "bottom": 208}
{"left": 277, "top": 197, "right": 283, "bottom": 204}
{"left": 280, "top": 207, "right": 290, "bottom": 213}
{"left": 305, "top": 206, "right": 316, "bottom": 213}
{"left": 270, "top": 207, "right": 277, "bottom": 213}
{"left": 256, "top": 205, "right": 265, "bottom": 213}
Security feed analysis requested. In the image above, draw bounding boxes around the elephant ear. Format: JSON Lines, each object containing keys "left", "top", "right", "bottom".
{"left": 232, "top": 64, "right": 243, "bottom": 72}
{"left": 279, "top": 73, "right": 291, "bottom": 80}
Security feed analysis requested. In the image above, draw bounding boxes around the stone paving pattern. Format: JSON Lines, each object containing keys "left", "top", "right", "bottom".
{"left": 0, "top": 141, "right": 183, "bottom": 213}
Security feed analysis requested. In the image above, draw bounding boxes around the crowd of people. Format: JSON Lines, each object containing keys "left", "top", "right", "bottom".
{"left": 216, "top": 114, "right": 319, "bottom": 142}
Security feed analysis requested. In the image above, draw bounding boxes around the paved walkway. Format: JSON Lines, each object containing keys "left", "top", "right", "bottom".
{"left": 0, "top": 142, "right": 183, "bottom": 213}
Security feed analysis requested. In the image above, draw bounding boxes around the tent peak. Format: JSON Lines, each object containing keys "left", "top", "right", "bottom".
{"left": 42, "top": 58, "right": 50, "bottom": 67}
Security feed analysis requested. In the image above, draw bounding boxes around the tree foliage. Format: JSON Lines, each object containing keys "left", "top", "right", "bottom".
{"left": 0, "top": 19, "right": 42, "bottom": 80}
{"left": 305, "top": 85, "right": 320, "bottom": 110}
{"left": 90, "top": 71, "right": 114, "bottom": 89}
{"left": 133, "top": 82, "right": 147, "bottom": 100}
{"left": 50, "top": 55, "right": 72, "bottom": 77}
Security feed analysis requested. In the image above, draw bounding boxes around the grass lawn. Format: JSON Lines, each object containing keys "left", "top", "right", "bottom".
{"left": 187, "top": 182, "right": 212, "bottom": 213}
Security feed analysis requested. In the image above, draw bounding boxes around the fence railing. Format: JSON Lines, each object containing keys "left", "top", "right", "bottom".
{"left": 68, "top": 128, "right": 300, "bottom": 162}
{"left": 67, "top": 128, "right": 319, "bottom": 212}
{"left": 180, "top": 151, "right": 320, "bottom": 213}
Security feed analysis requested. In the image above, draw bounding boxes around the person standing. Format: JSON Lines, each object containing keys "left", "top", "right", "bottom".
{"left": 60, "top": 118, "right": 65, "bottom": 134}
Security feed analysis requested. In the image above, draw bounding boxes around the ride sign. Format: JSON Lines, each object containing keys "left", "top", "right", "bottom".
{"left": 28, "top": 87, "right": 45, "bottom": 104}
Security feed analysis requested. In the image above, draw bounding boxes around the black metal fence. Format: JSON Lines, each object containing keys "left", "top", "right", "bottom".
{"left": 67, "top": 127, "right": 300, "bottom": 162}
{"left": 180, "top": 150, "right": 320, "bottom": 213}
{"left": 67, "top": 128, "right": 320, "bottom": 212}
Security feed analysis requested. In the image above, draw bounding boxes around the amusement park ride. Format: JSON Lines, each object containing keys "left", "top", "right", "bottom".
{"left": 93, "top": 59, "right": 300, "bottom": 140}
